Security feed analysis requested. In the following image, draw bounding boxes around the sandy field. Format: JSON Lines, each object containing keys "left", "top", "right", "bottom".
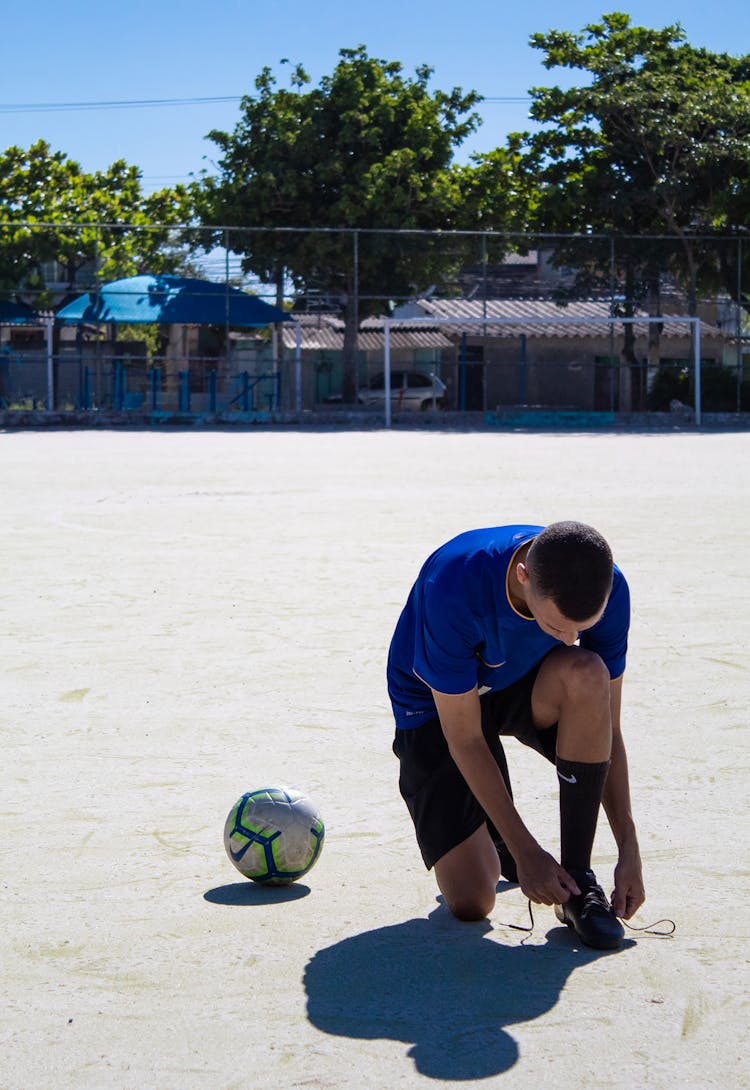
{"left": 2, "top": 427, "right": 749, "bottom": 1090}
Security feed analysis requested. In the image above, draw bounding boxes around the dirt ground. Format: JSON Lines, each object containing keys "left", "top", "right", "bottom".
{"left": 2, "top": 428, "right": 748, "bottom": 1090}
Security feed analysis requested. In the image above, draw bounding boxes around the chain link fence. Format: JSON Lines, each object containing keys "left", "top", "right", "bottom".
{"left": 1, "top": 225, "right": 748, "bottom": 420}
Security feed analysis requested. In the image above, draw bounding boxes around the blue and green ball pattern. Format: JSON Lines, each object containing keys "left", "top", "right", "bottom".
{"left": 223, "top": 787, "right": 325, "bottom": 885}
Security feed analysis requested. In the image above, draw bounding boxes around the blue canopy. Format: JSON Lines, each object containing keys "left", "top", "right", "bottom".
{"left": 56, "top": 275, "right": 290, "bottom": 327}
{"left": 0, "top": 299, "right": 42, "bottom": 323}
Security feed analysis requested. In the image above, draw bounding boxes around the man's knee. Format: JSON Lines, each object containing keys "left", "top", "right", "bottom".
{"left": 557, "top": 647, "right": 610, "bottom": 705}
{"left": 445, "top": 887, "right": 496, "bottom": 922}
{"left": 435, "top": 825, "right": 500, "bottom": 921}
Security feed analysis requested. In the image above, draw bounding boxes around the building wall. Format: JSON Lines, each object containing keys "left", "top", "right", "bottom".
{"left": 454, "top": 332, "right": 723, "bottom": 412}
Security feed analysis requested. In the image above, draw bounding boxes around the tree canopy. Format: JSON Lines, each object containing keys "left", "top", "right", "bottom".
{"left": 0, "top": 140, "right": 192, "bottom": 305}
{"left": 520, "top": 12, "right": 750, "bottom": 311}
{"left": 198, "top": 46, "right": 481, "bottom": 400}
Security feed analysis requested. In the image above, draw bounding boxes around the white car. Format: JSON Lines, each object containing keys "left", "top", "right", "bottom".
{"left": 359, "top": 370, "right": 447, "bottom": 411}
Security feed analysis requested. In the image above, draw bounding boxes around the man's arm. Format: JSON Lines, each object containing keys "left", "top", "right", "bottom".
{"left": 602, "top": 675, "right": 645, "bottom": 918}
{"left": 431, "top": 686, "right": 579, "bottom": 905}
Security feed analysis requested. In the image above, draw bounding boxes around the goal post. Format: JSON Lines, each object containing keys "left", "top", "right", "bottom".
{"left": 382, "top": 314, "right": 702, "bottom": 428}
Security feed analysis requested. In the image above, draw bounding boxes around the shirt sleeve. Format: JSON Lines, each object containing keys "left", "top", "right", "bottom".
{"left": 411, "top": 568, "right": 482, "bottom": 695}
{"left": 579, "top": 566, "right": 630, "bottom": 678}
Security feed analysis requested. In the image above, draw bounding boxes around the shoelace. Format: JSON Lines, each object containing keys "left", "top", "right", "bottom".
{"left": 507, "top": 898, "right": 676, "bottom": 937}
{"left": 579, "top": 883, "right": 611, "bottom": 918}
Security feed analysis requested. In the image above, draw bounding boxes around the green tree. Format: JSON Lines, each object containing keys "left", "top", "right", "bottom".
{"left": 0, "top": 140, "right": 193, "bottom": 305}
{"left": 455, "top": 136, "right": 539, "bottom": 232}
{"left": 198, "top": 47, "right": 481, "bottom": 401}
{"left": 447, "top": 136, "right": 541, "bottom": 280}
{"left": 513, "top": 13, "right": 750, "bottom": 405}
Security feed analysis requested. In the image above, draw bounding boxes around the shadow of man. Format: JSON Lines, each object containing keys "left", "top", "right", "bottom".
{"left": 304, "top": 904, "right": 630, "bottom": 1080}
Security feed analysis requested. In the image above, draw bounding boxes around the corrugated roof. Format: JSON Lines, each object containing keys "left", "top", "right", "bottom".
{"left": 282, "top": 314, "right": 452, "bottom": 350}
{"left": 359, "top": 329, "right": 453, "bottom": 349}
{"left": 291, "top": 313, "right": 345, "bottom": 329}
{"left": 281, "top": 300, "right": 725, "bottom": 348}
{"left": 281, "top": 313, "right": 341, "bottom": 350}
{"left": 394, "top": 298, "right": 724, "bottom": 340}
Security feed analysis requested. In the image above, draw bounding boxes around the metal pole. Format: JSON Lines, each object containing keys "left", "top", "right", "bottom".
{"left": 518, "top": 333, "right": 527, "bottom": 407}
{"left": 271, "top": 326, "right": 278, "bottom": 409}
{"left": 294, "top": 322, "right": 302, "bottom": 413}
{"left": 275, "top": 263, "right": 285, "bottom": 409}
{"left": 737, "top": 235, "right": 743, "bottom": 413}
{"left": 45, "top": 317, "right": 54, "bottom": 410}
{"left": 224, "top": 230, "right": 231, "bottom": 394}
{"left": 693, "top": 317, "right": 702, "bottom": 427}
{"left": 353, "top": 230, "right": 359, "bottom": 402}
{"left": 384, "top": 318, "right": 392, "bottom": 428}
{"left": 481, "top": 234, "right": 488, "bottom": 411}
{"left": 460, "top": 333, "right": 467, "bottom": 411}
{"left": 609, "top": 235, "right": 617, "bottom": 410}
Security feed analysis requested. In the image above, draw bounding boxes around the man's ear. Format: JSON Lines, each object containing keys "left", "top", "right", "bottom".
{"left": 516, "top": 562, "right": 530, "bottom": 587}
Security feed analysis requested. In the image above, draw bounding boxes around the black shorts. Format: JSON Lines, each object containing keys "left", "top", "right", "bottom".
{"left": 392, "top": 663, "right": 558, "bottom": 869}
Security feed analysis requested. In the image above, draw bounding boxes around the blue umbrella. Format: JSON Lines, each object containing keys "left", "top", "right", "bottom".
{"left": 0, "top": 299, "right": 42, "bottom": 323}
{"left": 56, "top": 274, "right": 289, "bottom": 327}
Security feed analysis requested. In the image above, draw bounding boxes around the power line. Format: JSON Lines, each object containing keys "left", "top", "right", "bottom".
{"left": 0, "top": 96, "right": 244, "bottom": 114}
{"left": 0, "top": 93, "right": 531, "bottom": 115}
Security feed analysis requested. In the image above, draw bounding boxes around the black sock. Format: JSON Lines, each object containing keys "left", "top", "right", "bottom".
{"left": 556, "top": 757, "right": 610, "bottom": 875}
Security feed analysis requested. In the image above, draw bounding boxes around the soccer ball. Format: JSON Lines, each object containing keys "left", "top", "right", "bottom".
{"left": 223, "top": 787, "right": 325, "bottom": 885}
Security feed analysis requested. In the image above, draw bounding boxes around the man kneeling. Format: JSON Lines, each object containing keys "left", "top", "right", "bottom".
{"left": 388, "top": 521, "right": 644, "bottom": 949}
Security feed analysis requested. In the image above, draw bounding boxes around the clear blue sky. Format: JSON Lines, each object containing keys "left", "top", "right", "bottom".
{"left": 2, "top": 0, "right": 747, "bottom": 195}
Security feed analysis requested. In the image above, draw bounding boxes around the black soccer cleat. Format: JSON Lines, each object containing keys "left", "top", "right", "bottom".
{"left": 555, "top": 869, "right": 625, "bottom": 950}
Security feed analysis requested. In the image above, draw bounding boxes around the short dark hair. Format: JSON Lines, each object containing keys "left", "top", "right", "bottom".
{"left": 526, "top": 521, "right": 613, "bottom": 622}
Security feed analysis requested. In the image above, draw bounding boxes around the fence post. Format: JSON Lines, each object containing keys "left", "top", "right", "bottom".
{"left": 693, "top": 318, "right": 702, "bottom": 427}
{"left": 45, "top": 317, "right": 54, "bottom": 410}
{"left": 112, "top": 360, "right": 123, "bottom": 410}
{"left": 294, "top": 322, "right": 302, "bottom": 412}
{"left": 517, "top": 334, "right": 527, "bottom": 406}
{"left": 179, "top": 371, "right": 190, "bottom": 413}
{"left": 384, "top": 319, "right": 392, "bottom": 428}
{"left": 81, "top": 366, "right": 92, "bottom": 410}
{"left": 241, "top": 371, "right": 250, "bottom": 411}
{"left": 150, "top": 368, "right": 160, "bottom": 411}
{"left": 209, "top": 369, "right": 217, "bottom": 413}
{"left": 737, "top": 234, "right": 744, "bottom": 413}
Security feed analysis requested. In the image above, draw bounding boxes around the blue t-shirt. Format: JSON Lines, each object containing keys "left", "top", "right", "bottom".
{"left": 387, "top": 525, "right": 629, "bottom": 730}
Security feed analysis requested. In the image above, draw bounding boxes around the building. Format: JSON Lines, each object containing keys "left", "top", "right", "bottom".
{"left": 379, "top": 298, "right": 727, "bottom": 412}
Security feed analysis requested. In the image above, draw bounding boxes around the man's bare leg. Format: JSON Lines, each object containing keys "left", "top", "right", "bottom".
{"left": 531, "top": 646, "right": 624, "bottom": 948}
{"left": 434, "top": 823, "right": 500, "bottom": 921}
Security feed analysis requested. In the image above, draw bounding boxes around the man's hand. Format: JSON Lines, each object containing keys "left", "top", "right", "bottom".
{"left": 517, "top": 847, "right": 581, "bottom": 906}
{"left": 611, "top": 844, "right": 645, "bottom": 918}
